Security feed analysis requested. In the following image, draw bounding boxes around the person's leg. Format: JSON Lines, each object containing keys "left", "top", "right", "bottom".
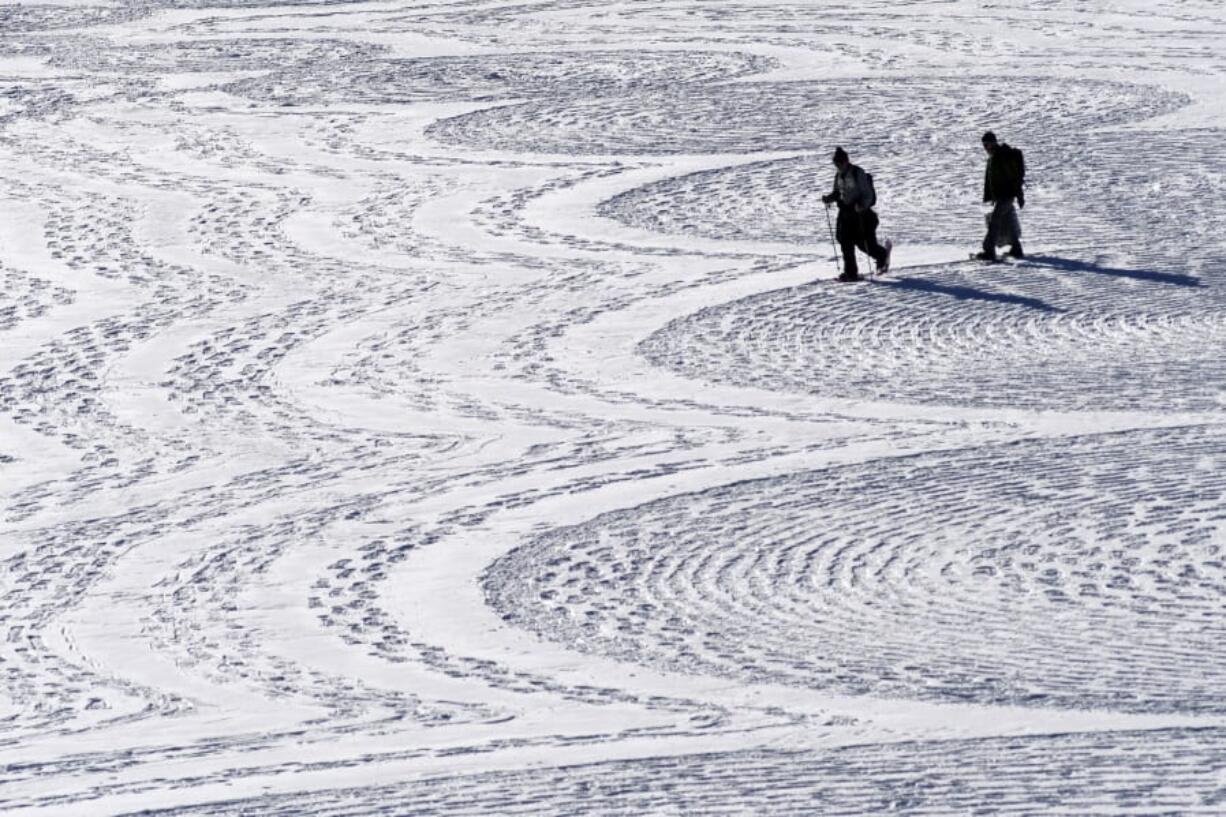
{"left": 839, "top": 236, "right": 859, "bottom": 276}
{"left": 1005, "top": 203, "right": 1024, "bottom": 257}
{"left": 837, "top": 210, "right": 859, "bottom": 277}
{"left": 975, "top": 197, "right": 1005, "bottom": 257}
{"left": 981, "top": 201, "right": 1004, "bottom": 257}
{"left": 860, "top": 210, "right": 888, "bottom": 266}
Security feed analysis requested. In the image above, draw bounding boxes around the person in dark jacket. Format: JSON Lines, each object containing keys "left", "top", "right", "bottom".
{"left": 821, "top": 146, "right": 891, "bottom": 281}
{"left": 976, "top": 131, "right": 1025, "bottom": 261}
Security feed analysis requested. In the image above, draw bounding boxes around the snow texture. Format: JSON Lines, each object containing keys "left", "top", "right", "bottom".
{"left": 1, "top": 1, "right": 1225, "bottom": 815}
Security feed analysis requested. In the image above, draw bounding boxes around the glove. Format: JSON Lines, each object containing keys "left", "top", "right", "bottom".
{"left": 821, "top": 192, "right": 837, "bottom": 205}
{"left": 1017, "top": 188, "right": 1025, "bottom": 209}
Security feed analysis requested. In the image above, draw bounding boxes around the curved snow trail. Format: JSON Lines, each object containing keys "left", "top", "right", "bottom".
{"left": 487, "top": 425, "right": 1226, "bottom": 714}
{"left": 1, "top": 0, "right": 1225, "bottom": 814}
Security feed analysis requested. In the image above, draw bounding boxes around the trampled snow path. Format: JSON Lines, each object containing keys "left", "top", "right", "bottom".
{"left": 1, "top": 1, "right": 1224, "bottom": 814}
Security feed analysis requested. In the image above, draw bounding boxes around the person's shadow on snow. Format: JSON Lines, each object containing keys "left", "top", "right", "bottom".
{"left": 872, "top": 252, "right": 1204, "bottom": 313}
{"left": 876, "top": 277, "right": 1062, "bottom": 313}
{"left": 1021, "top": 255, "right": 1203, "bottom": 288}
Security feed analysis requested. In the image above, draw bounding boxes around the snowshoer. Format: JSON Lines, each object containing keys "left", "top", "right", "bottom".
{"left": 976, "top": 131, "right": 1025, "bottom": 261}
{"left": 821, "top": 146, "right": 891, "bottom": 282}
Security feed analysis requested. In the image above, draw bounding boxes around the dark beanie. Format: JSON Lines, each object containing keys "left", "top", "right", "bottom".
{"left": 832, "top": 146, "right": 849, "bottom": 164}
{"left": 981, "top": 131, "right": 997, "bottom": 144}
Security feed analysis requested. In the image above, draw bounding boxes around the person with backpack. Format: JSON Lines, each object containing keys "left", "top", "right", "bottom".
{"left": 821, "top": 146, "right": 891, "bottom": 282}
{"left": 975, "top": 131, "right": 1025, "bottom": 261}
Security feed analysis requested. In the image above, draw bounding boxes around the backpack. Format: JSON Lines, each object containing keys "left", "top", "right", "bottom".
{"left": 863, "top": 171, "right": 877, "bottom": 208}
{"left": 1009, "top": 146, "right": 1025, "bottom": 186}
{"left": 1007, "top": 146, "right": 1025, "bottom": 206}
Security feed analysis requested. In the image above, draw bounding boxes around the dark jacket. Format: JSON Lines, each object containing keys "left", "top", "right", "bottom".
{"left": 984, "top": 143, "right": 1024, "bottom": 203}
{"left": 822, "top": 164, "right": 873, "bottom": 211}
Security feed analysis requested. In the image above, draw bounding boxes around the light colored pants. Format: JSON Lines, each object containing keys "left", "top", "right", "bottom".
{"left": 984, "top": 199, "right": 1022, "bottom": 252}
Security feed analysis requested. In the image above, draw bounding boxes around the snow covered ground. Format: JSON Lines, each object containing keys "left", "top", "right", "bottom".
{"left": 2, "top": 1, "right": 1225, "bottom": 814}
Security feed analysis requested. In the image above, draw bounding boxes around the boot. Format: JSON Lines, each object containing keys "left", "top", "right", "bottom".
{"left": 1006, "top": 243, "right": 1025, "bottom": 259}
{"left": 876, "top": 239, "right": 893, "bottom": 274}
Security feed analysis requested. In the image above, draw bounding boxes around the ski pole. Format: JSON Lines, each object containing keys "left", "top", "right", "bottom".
{"left": 823, "top": 203, "right": 840, "bottom": 274}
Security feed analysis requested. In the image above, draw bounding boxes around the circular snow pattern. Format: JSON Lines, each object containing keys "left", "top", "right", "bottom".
{"left": 226, "top": 50, "right": 773, "bottom": 106}
{"left": 639, "top": 261, "right": 1226, "bottom": 412}
{"left": 134, "top": 728, "right": 1226, "bottom": 816}
{"left": 426, "top": 76, "right": 1185, "bottom": 155}
{"left": 487, "top": 427, "right": 1226, "bottom": 713}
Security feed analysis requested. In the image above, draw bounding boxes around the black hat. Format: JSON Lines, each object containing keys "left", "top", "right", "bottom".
{"left": 981, "top": 131, "right": 998, "bottom": 144}
{"left": 832, "top": 146, "right": 849, "bottom": 164}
